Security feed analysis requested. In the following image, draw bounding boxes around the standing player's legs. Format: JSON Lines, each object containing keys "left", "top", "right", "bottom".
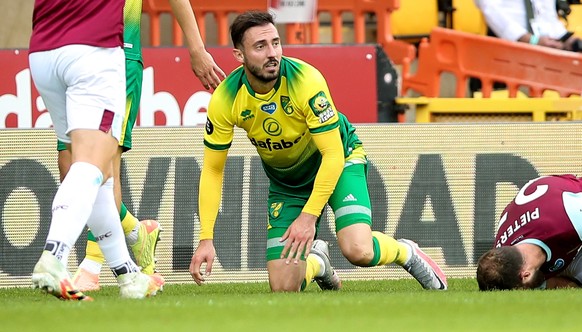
{"left": 330, "top": 161, "right": 447, "bottom": 290}
{"left": 116, "top": 60, "right": 161, "bottom": 277}
{"left": 68, "top": 59, "right": 162, "bottom": 291}
{"left": 265, "top": 193, "right": 340, "bottom": 292}
{"left": 30, "top": 45, "right": 159, "bottom": 300}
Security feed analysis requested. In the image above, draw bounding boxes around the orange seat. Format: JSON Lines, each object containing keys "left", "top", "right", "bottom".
{"left": 391, "top": 0, "right": 440, "bottom": 41}
{"left": 565, "top": 4, "right": 582, "bottom": 39}
{"left": 451, "top": 0, "right": 487, "bottom": 35}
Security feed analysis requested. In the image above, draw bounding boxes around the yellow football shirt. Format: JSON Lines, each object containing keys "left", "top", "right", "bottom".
{"left": 204, "top": 56, "right": 364, "bottom": 188}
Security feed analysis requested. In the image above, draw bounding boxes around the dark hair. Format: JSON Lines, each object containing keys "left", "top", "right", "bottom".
{"left": 230, "top": 11, "right": 275, "bottom": 49}
{"left": 476, "top": 247, "right": 524, "bottom": 291}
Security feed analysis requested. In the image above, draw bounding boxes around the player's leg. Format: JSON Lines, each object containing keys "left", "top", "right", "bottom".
{"left": 72, "top": 59, "right": 162, "bottom": 291}
{"left": 266, "top": 192, "right": 340, "bottom": 291}
{"left": 120, "top": 59, "right": 162, "bottom": 276}
{"left": 53, "top": 143, "right": 102, "bottom": 291}
{"left": 330, "top": 161, "right": 447, "bottom": 290}
{"left": 36, "top": 45, "right": 158, "bottom": 299}
{"left": 69, "top": 46, "right": 159, "bottom": 298}
{"left": 29, "top": 49, "right": 92, "bottom": 300}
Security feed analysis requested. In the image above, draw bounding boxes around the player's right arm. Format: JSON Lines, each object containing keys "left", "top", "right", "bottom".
{"left": 198, "top": 148, "right": 228, "bottom": 240}
{"left": 190, "top": 87, "right": 235, "bottom": 285}
{"left": 190, "top": 147, "right": 228, "bottom": 285}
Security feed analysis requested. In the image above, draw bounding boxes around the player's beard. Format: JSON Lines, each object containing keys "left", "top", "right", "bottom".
{"left": 247, "top": 59, "right": 279, "bottom": 83}
{"left": 523, "top": 270, "right": 546, "bottom": 289}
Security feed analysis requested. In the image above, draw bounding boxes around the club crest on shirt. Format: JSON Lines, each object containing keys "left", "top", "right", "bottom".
{"left": 269, "top": 202, "right": 284, "bottom": 219}
{"left": 261, "top": 102, "right": 277, "bottom": 115}
{"left": 281, "top": 96, "right": 294, "bottom": 115}
{"left": 309, "top": 91, "right": 335, "bottom": 123}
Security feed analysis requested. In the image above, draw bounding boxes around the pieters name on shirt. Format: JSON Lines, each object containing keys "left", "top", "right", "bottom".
{"left": 249, "top": 133, "right": 305, "bottom": 151}
{"left": 496, "top": 207, "right": 540, "bottom": 247}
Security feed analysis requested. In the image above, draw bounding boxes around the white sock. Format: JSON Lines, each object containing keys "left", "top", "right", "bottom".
{"left": 78, "top": 258, "right": 102, "bottom": 275}
{"left": 313, "top": 255, "right": 326, "bottom": 277}
{"left": 85, "top": 178, "right": 135, "bottom": 270}
{"left": 46, "top": 162, "right": 103, "bottom": 265}
{"left": 402, "top": 242, "right": 414, "bottom": 266}
{"left": 125, "top": 223, "right": 140, "bottom": 246}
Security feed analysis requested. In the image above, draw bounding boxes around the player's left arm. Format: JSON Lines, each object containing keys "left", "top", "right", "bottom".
{"left": 280, "top": 128, "right": 344, "bottom": 263}
{"left": 302, "top": 128, "right": 344, "bottom": 216}
{"left": 300, "top": 63, "right": 344, "bottom": 215}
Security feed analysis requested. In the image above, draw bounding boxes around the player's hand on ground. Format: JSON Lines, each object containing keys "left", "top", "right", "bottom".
{"left": 189, "top": 49, "right": 226, "bottom": 90}
{"left": 280, "top": 212, "right": 317, "bottom": 264}
{"left": 190, "top": 239, "right": 216, "bottom": 285}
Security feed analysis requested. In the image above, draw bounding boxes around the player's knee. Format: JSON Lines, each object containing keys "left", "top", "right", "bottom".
{"left": 269, "top": 279, "right": 301, "bottom": 292}
{"left": 340, "top": 242, "right": 374, "bottom": 266}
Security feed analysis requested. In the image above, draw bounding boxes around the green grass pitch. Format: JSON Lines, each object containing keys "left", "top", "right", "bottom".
{"left": 0, "top": 278, "right": 579, "bottom": 332}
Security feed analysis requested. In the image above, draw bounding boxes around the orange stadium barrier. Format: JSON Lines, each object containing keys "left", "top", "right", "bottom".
{"left": 142, "top": 0, "right": 267, "bottom": 46}
{"left": 285, "top": 0, "right": 415, "bottom": 65}
{"left": 402, "top": 27, "right": 582, "bottom": 98}
{"left": 142, "top": 0, "right": 179, "bottom": 46}
{"left": 142, "top": 0, "right": 416, "bottom": 65}
{"left": 190, "top": 1, "right": 268, "bottom": 46}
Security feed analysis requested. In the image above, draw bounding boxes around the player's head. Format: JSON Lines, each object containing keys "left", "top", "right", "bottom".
{"left": 231, "top": 11, "right": 282, "bottom": 84}
{"left": 476, "top": 247, "right": 527, "bottom": 290}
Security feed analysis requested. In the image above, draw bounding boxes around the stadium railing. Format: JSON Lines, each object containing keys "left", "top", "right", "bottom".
{"left": 402, "top": 27, "right": 582, "bottom": 98}
{"left": 142, "top": 0, "right": 267, "bottom": 47}
{"left": 141, "top": 0, "right": 416, "bottom": 65}
{"left": 397, "top": 27, "right": 582, "bottom": 122}
{"left": 399, "top": 97, "right": 582, "bottom": 123}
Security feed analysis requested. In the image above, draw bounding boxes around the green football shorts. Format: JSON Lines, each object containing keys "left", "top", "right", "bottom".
{"left": 266, "top": 162, "right": 372, "bottom": 261}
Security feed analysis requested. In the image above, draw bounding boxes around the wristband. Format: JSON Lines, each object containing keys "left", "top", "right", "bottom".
{"left": 529, "top": 35, "right": 539, "bottom": 45}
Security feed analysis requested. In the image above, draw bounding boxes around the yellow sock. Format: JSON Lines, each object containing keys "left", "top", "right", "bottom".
{"left": 85, "top": 232, "right": 105, "bottom": 264}
{"left": 120, "top": 202, "right": 139, "bottom": 236}
{"left": 371, "top": 231, "right": 409, "bottom": 266}
{"left": 304, "top": 255, "right": 321, "bottom": 288}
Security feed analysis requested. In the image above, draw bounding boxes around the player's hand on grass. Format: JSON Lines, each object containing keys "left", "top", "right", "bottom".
{"left": 189, "top": 48, "right": 226, "bottom": 90}
{"left": 280, "top": 212, "right": 317, "bottom": 264}
{"left": 190, "top": 239, "right": 216, "bottom": 285}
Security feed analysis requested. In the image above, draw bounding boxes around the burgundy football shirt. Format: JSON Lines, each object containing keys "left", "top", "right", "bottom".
{"left": 495, "top": 174, "right": 582, "bottom": 277}
{"left": 29, "top": 0, "right": 124, "bottom": 53}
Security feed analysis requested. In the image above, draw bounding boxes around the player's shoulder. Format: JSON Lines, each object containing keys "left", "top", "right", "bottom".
{"left": 281, "top": 56, "right": 324, "bottom": 80}
{"left": 211, "top": 66, "right": 246, "bottom": 105}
